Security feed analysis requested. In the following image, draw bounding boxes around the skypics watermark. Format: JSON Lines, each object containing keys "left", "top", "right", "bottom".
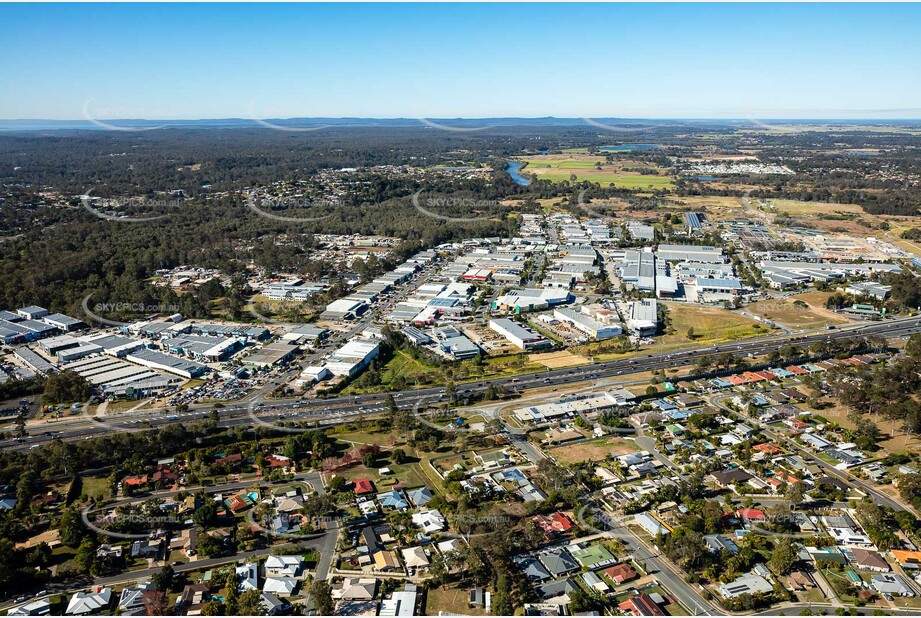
{"left": 417, "top": 118, "right": 496, "bottom": 133}
{"left": 81, "top": 507, "right": 188, "bottom": 540}
{"left": 80, "top": 188, "right": 181, "bottom": 223}
{"left": 245, "top": 193, "right": 335, "bottom": 224}
{"left": 411, "top": 191, "right": 499, "bottom": 223}
{"left": 82, "top": 292, "right": 180, "bottom": 328}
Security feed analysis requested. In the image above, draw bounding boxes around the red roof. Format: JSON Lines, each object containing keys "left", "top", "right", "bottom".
{"left": 227, "top": 495, "right": 249, "bottom": 512}
{"left": 753, "top": 443, "right": 782, "bottom": 454}
{"left": 604, "top": 563, "right": 638, "bottom": 583}
{"left": 737, "top": 508, "right": 766, "bottom": 521}
{"left": 123, "top": 474, "right": 149, "bottom": 486}
{"left": 786, "top": 365, "right": 809, "bottom": 375}
{"left": 214, "top": 453, "right": 243, "bottom": 466}
{"left": 353, "top": 479, "right": 375, "bottom": 495}
{"left": 619, "top": 594, "right": 664, "bottom": 616}
{"left": 534, "top": 512, "right": 574, "bottom": 535}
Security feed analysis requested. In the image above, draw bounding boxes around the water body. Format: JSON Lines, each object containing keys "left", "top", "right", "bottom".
{"left": 691, "top": 175, "right": 719, "bottom": 182}
{"left": 506, "top": 161, "right": 531, "bottom": 186}
{"left": 599, "top": 144, "right": 661, "bottom": 152}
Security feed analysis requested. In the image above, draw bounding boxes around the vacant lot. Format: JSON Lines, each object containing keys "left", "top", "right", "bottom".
{"left": 548, "top": 436, "right": 639, "bottom": 464}
{"left": 657, "top": 304, "right": 770, "bottom": 350}
{"left": 424, "top": 585, "right": 489, "bottom": 616}
{"left": 517, "top": 154, "right": 674, "bottom": 189}
{"left": 748, "top": 294, "right": 849, "bottom": 330}
{"left": 529, "top": 350, "right": 589, "bottom": 368}
{"left": 765, "top": 198, "right": 865, "bottom": 217}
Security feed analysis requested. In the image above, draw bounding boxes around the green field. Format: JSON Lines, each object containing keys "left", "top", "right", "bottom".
{"left": 518, "top": 157, "right": 674, "bottom": 189}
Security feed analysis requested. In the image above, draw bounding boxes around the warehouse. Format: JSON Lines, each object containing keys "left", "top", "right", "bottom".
{"left": 241, "top": 342, "right": 299, "bottom": 368}
{"left": 553, "top": 308, "right": 622, "bottom": 340}
{"left": 81, "top": 334, "right": 146, "bottom": 357}
{"left": 17, "top": 306, "right": 49, "bottom": 320}
{"left": 39, "top": 334, "right": 81, "bottom": 356}
{"left": 621, "top": 251, "right": 657, "bottom": 291}
{"left": 42, "top": 313, "right": 85, "bottom": 332}
{"left": 492, "top": 288, "right": 572, "bottom": 314}
{"left": 325, "top": 339, "right": 381, "bottom": 378}
{"left": 321, "top": 298, "right": 368, "bottom": 321}
{"left": 489, "top": 318, "right": 551, "bottom": 351}
{"left": 845, "top": 281, "right": 892, "bottom": 300}
{"left": 57, "top": 343, "right": 104, "bottom": 363}
{"left": 657, "top": 244, "right": 726, "bottom": 263}
{"left": 629, "top": 299, "right": 659, "bottom": 336}
{"left": 161, "top": 334, "right": 242, "bottom": 361}
{"left": 126, "top": 348, "right": 210, "bottom": 379}
{"left": 14, "top": 348, "right": 55, "bottom": 375}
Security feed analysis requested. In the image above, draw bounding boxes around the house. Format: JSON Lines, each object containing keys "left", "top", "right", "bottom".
{"left": 581, "top": 570, "right": 610, "bottom": 593}
{"left": 517, "top": 556, "right": 551, "bottom": 581}
{"left": 66, "top": 589, "right": 113, "bottom": 615}
{"left": 169, "top": 527, "right": 198, "bottom": 557}
{"left": 704, "top": 534, "right": 739, "bottom": 555}
{"left": 401, "top": 546, "right": 430, "bottom": 569}
{"left": 378, "top": 586, "right": 418, "bottom": 617}
{"left": 710, "top": 468, "right": 753, "bottom": 487}
{"left": 872, "top": 574, "right": 914, "bottom": 597}
{"left": 537, "top": 578, "right": 579, "bottom": 602}
{"left": 533, "top": 512, "right": 574, "bottom": 536}
{"left": 259, "top": 592, "right": 289, "bottom": 615}
{"left": 406, "top": 487, "right": 433, "bottom": 507}
{"left": 265, "top": 555, "right": 304, "bottom": 578}
{"left": 719, "top": 573, "right": 773, "bottom": 598}
{"left": 539, "top": 548, "right": 579, "bottom": 577}
{"left": 789, "top": 571, "right": 815, "bottom": 591}
{"left": 118, "top": 581, "right": 156, "bottom": 612}
{"left": 377, "top": 490, "right": 409, "bottom": 510}
{"left": 570, "top": 543, "right": 617, "bottom": 569}
{"left": 618, "top": 593, "right": 664, "bottom": 616}
{"left": 8, "top": 599, "right": 51, "bottom": 616}
{"left": 263, "top": 577, "right": 299, "bottom": 596}
{"left": 851, "top": 549, "right": 890, "bottom": 572}
{"left": 437, "top": 538, "right": 463, "bottom": 555}
{"left": 604, "top": 563, "right": 638, "bottom": 584}
{"left": 177, "top": 583, "right": 211, "bottom": 609}
{"left": 352, "top": 478, "right": 375, "bottom": 495}
{"left": 236, "top": 563, "right": 259, "bottom": 591}
{"left": 373, "top": 549, "right": 401, "bottom": 571}
{"left": 130, "top": 538, "right": 163, "bottom": 561}
{"left": 411, "top": 509, "right": 446, "bottom": 534}
{"left": 737, "top": 508, "right": 767, "bottom": 523}
{"left": 333, "top": 578, "right": 377, "bottom": 601}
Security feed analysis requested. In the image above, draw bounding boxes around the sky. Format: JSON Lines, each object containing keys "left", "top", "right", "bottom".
{"left": 2, "top": 2, "right": 920, "bottom": 120}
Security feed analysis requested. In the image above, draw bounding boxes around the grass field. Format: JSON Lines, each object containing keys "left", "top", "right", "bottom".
{"left": 655, "top": 304, "right": 771, "bottom": 351}
{"left": 529, "top": 350, "right": 589, "bottom": 368}
{"left": 748, "top": 294, "right": 850, "bottom": 330}
{"left": 764, "top": 198, "right": 865, "bottom": 216}
{"left": 548, "top": 436, "right": 639, "bottom": 464}
{"left": 342, "top": 350, "right": 545, "bottom": 394}
{"left": 517, "top": 154, "right": 674, "bottom": 189}
{"left": 424, "top": 585, "right": 489, "bottom": 616}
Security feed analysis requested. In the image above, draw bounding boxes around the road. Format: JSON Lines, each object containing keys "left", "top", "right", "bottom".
{"left": 6, "top": 316, "right": 920, "bottom": 452}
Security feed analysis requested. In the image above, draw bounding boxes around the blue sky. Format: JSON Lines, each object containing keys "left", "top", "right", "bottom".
{"left": 2, "top": 3, "right": 920, "bottom": 120}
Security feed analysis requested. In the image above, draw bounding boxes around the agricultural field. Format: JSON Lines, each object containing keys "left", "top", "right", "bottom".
{"left": 748, "top": 293, "right": 850, "bottom": 330}
{"left": 516, "top": 154, "right": 674, "bottom": 189}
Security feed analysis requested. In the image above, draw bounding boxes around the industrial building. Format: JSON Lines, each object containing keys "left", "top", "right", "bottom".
{"left": 845, "top": 281, "right": 892, "bottom": 300}
{"left": 492, "top": 288, "right": 572, "bottom": 314}
{"left": 629, "top": 299, "right": 659, "bottom": 336}
{"left": 656, "top": 244, "right": 726, "bottom": 264}
{"left": 125, "top": 347, "right": 210, "bottom": 379}
{"left": 553, "top": 308, "right": 622, "bottom": 341}
{"left": 325, "top": 339, "right": 381, "bottom": 378}
{"left": 489, "top": 318, "right": 552, "bottom": 351}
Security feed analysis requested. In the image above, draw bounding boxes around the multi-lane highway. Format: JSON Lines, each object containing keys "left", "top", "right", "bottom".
{"left": 4, "top": 316, "right": 920, "bottom": 452}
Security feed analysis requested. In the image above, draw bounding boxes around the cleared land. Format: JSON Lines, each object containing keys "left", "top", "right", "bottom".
{"left": 748, "top": 293, "right": 850, "bottom": 330}
{"left": 529, "top": 350, "right": 589, "bottom": 368}
{"left": 655, "top": 304, "right": 771, "bottom": 351}
{"left": 764, "top": 198, "right": 865, "bottom": 217}
{"left": 548, "top": 436, "right": 639, "bottom": 464}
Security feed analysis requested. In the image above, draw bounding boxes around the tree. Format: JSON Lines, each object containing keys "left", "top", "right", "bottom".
{"left": 308, "top": 579, "right": 335, "bottom": 615}
{"left": 59, "top": 506, "right": 86, "bottom": 547}
{"left": 769, "top": 539, "right": 797, "bottom": 575}
{"left": 391, "top": 448, "right": 407, "bottom": 464}
{"left": 152, "top": 564, "right": 175, "bottom": 592}
{"left": 853, "top": 418, "right": 882, "bottom": 451}
{"left": 907, "top": 334, "right": 921, "bottom": 359}
{"left": 234, "top": 589, "right": 264, "bottom": 615}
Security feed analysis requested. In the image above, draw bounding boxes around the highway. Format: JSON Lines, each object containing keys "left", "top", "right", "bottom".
{"left": 4, "top": 315, "right": 920, "bottom": 452}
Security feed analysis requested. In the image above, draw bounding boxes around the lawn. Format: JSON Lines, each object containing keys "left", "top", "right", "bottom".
{"left": 424, "top": 584, "right": 489, "bottom": 616}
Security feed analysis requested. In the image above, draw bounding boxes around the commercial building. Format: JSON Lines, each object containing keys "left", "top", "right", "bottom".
{"left": 657, "top": 244, "right": 726, "bottom": 263}
{"left": 126, "top": 348, "right": 210, "bottom": 379}
{"left": 489, "top": 318, "right": 551, "bottom": 351}
{"left": 321, "top": 298, "right": 368, "bottom": 321}
{"left": 491, "top": 288, "right": 572, "bottom": 314}
{"left": 845, "top": 281, "right": 892, "bottom": 300}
